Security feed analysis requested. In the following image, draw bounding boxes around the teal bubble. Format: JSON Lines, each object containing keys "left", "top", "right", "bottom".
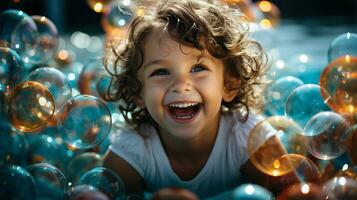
{"left": 264, "top": 76, "right": 304, "bottom": 116}
{"left": 284, "top": 84, "right": 331, "bottom": 128}
{"left": 0, "top": 47, "right": 25, "bottom": 92}
{"left": 57, "top": 95, "right": 111, "bottom": 150}
{"left": 26, "top": 134, "right": 61, "bottom": 167}
{"left": 27, "top": 163, "right": 68, "bottom": 200}
{"left": 80, "top": 167, "right": 125, "bottom": 199}
{"left": 328, "top": 32, "right": 357, "bottom": 63}
{"left": 233, "top": 184, "right": 274, "bottom": 200}
{"left": 0, "top": 165, "right": 36, "bottom": 200}
{"left": 69, "top": 184, "right": 109, "bottom": 200}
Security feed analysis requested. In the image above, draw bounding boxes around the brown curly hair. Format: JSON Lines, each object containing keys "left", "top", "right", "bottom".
{"left": 105, "top": 0, "right": 268, "bottom": 128}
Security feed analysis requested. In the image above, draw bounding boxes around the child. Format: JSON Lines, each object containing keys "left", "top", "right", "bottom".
{"left": 103, "top": 0, "right": 268, "bottom": 198}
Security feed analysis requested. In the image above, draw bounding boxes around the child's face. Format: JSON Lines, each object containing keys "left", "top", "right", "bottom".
{"left": 138, "top": 31, "right": 234, "bottom": 140}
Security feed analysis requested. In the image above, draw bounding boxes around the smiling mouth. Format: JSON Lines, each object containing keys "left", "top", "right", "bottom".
{"left": 167, "top": 102, "right": 202, "bottom": 120}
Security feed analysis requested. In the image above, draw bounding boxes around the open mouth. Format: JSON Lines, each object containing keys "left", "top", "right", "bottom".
{"left": 167, "top": 102, "right": 201, "bottom": 121}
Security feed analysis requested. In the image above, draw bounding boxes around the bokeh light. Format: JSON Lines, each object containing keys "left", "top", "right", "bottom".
{"left": 0, "top": 165, "right": 36, "bottom": 200}
{"left": 320, "top": 55, "right": 357, "bottom": 115}
{"left": 285, "top": 84, "right": 331, "bottom": 128}
{"left": 328, "top": 32, "right": 357, "bottom": 63}
{"left": 57, "top": 95, "right": 111, "bottom": 150}
{"left": 248, "top": 116, "right": 308, "bottom": 177}
{"left": 27, "top": 163, "right": 68, "bottom": 200}
{"left": 305, "top": 111, "right": 350, "bottom": 160}
{"left": 79, "top": 167, "right": 125, "bottom": 199}
{"left": 87, "top": 0, "right": 113, "bottom": 13}
{"left": 254, "top": 0, "right": 280, "bottom": 29}
{"left": 5, "top": 81, "right": 55, "bottom": 132}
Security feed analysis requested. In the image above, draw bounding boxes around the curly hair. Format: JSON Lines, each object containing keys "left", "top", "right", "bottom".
{"left": 105, "top": 0, "right": 268, "bottom": 128}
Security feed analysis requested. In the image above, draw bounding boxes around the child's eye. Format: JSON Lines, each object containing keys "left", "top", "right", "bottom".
{"left": 191, "top": 64, "right": 207, "bottom": 73}
{"left": 150, "top": 69, "right": 169, "bottom": 76}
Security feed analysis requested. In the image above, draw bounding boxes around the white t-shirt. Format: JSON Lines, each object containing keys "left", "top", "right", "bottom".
{"left": 109, "top": 111, "right": 263, "bottom": 198}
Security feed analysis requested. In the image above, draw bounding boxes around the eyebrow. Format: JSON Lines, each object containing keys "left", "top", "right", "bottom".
{"left": 143, "top": 54, "right": 213, "bottom": 69}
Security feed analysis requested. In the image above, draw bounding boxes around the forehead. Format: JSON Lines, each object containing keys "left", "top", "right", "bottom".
{"left": 142, "top": 29, "right": 218, "bottom": 63}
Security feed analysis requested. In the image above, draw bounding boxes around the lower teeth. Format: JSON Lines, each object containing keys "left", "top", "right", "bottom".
{"left": 175, "top": 114, "right": 194, "bottom": 119}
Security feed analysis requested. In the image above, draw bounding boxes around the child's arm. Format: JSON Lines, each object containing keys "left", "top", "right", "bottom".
{"left": 103, "top": 151, "right": 145, "bottom": 196}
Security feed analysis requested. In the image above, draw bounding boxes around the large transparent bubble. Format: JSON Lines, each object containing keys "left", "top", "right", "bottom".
{"left": 264, "top": 76, "right": 304, "bottom": 116}
{"left": 248, "top": 116, "right": 308, "bottom": 177}
{"left": 0, "top": 124, "right": 28, "bottom": 167}
{"left": 26, "top": 67, "right": 72, "bottom": 125}
{"left": 285, "top": 84, "right": 331, "bottom": 128}
{"left": 0, "top": 47, "right": 25, "bottom": 93}
{"left": 0, "top": 165, "right": 36, "bottom": 200}
{"left": 66, "top": 152, "right": 103, "bottom": 185}
{"left": 26, "top": 134, "right": 61, "bottom": 167}
{"left": 57, "top": 95, "right": 111, "bottom": 150}
{"left": 5, "top": 81, "right": 55, "bottom": 132}
{"left": 320, "top": 55, "right": 357, "bottom": 115}
{"left": 79, "top": 167, "right": 126, "bottom": 199}
{"left": 27, "top": 163, "right": 68, "bottom": 200}
{"left": 328, "top": 32, "right": 357, "bottom": 63}
{"left": 69, "top": 184, "right": 110, "bottom": 200}
{"left": 323, "top": 176, "right": 357, "bottom": 200}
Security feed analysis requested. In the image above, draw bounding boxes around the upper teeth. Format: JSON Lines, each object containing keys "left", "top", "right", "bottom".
{"left": 169, "top": 102, "right": 198, "bottom": 108}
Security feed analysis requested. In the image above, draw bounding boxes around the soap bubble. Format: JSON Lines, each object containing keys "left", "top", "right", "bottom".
{"left": 26, "top": 15, "right": 59, "bottom": 65}
{"left": 27, "top": 163, "right": 68, "bottom": 200}
{"left": 285, "top": 84, "right": 331, "bottom": 128}
{"left": 57, "top": 95, "right": 111, "bottom": 150}
{"left": 26, "top": 67, "right": 72, "bottom": 125}
{"left": 328, "top": 32, "right": 357, "bottom": 63}
{"left": 264, "top": 76, "right": 304, "bottom": 116}
{"left": 5, "top": 81, "right": 55, "bottom": 132}
{"left": 0, "top": 124, "right": 28, "bottom": 167}
{"left": 320, "top": 55, "right": 357, "bottom": 115}
{"left": 277, "top": 183, "right": 327, "bottom": 200}
{"left": 248, "top": 116, "right": 308, "bottom": 177}
{"left": 0, "top": 47, "right": 25, "bottom": 93}
{"left": 69, "top": 184, "right": 110, "bottom": 200}
{"left": 80, "top": 167, "right": 125, "bottom": 199}
{"left": 233, "top": 184, "right": 274, "bottom": 200}
{"left": 0, "top": 165, "right": 36, "bottom": 200}
{"left": 323, "top": 176, "right": 357, "bottom": 200}
{"left": 151, "top": 188, "right": 199, "bottom": 200}
{"left": 66, "top": 152, "right": 103, "bottom": 184}
{"left": 305, "top": 112, "right": 350, "bottom": 160}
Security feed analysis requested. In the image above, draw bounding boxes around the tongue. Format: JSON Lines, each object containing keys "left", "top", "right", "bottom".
{"left": 170, "top": 107, "right": 195, "bottom": 117}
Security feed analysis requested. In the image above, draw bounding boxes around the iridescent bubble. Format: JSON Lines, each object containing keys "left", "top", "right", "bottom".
{"left": 0, "top": 165, "right": 36, "bottom": 200}
{"left": 27, "top": 163, "right": 68, "bottom": 200}
{"left": 27, "top": 134, "right": 61, "bottom": 167}
{"left": 0, "top": 47, "right": 25, "bottom": 92}
{"left": 5, "top": 81, "right": 55, "bottom": 132}
{"left": 347, "top": 124, "right": 357, "bottom": 165}
{"left": 285, "top": 84, "right": 331, "bottom": 128}
{"left": 57, "top": 95, "right": 112, "bottom": 150}
{"left": 233, "top": 184, "right": 274, "bottom": 200}
{"left": 79, "top": 167, "right": 125, "bottom": 199}
{"left": 320, "top": 55, "right": 357, "bottom": 115}
{"left": 78, "top": 57, "right": 108, "bottom": 99}
{"left": 328, "top": 32, "right": 357, "bottom": 63}
{"left": 264, "top": 76, "right": 304, "bottom": 116}
{"left": 305, "top": 112, "right": 350, "bottom": 160}
{"left": 26, "top": 15, "right": 59, "bottom": 65}
{"left": 277, "top": 183, "right": 327, "bottom": 200}
{"left": 69, "top": 184, "right": 110, "bottom": 200}
{"left": 26, "top": 67, "right": 72, "bottom": 125}
{"left": 323, "top": 176, "right": 357, "bottom": 200}
{"left": 0, "top": 124, "right": 28, "bottom": 167}
{"left": 66, "top": 152, "right": 103, "bottom": 185}
{"left": 248, "top": 116, "right": 308, "bottom": 177}
{"left": 151, "top": 188, "right": 199, "bottom": 200}
{"left": 254, "top": 0, "right": 280, "bottom": 29}
{"left": 101, "top": 1, "right": 135, "bottom": 38}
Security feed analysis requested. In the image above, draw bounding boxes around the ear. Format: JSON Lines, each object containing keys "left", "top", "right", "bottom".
{"left": 223, "top": 78, "right": 240, "bottom": 102}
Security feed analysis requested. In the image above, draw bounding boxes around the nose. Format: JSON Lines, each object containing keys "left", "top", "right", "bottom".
{"left": 170, "top": 74, "right": 192, "bottom": 93}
